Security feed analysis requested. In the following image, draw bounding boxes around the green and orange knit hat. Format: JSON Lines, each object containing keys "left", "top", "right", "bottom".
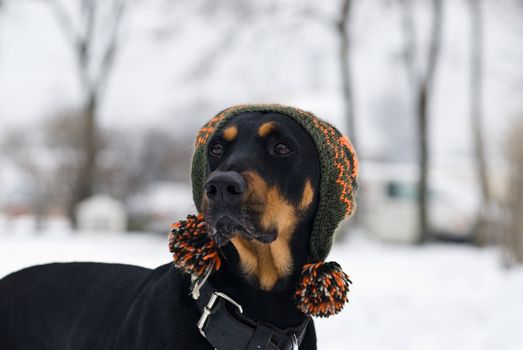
{"left": 191, "top": 104, "right": 358, "bottom": 262}
{"left": 170, "top": 104, "right": 358, "bottom": 317}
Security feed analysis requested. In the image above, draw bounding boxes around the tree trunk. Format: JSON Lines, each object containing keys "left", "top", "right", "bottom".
{"left": 503, "top": 121, "right": 523, "bottom": 266}
{"left": 69, "top": 93, "right": 98, "bottom": 226}
{"left": 509, "top": 173, "right": 523, "bottom": 264}
{"left": 338, "top": 0, "right": 357, "bottom": 150}
{"left": 417, "top": 88, "right": 429, "bottom": 242}
{"left": 416, "top": 0, "right": 443, "bottom": 243}
{"left": 46, "top": 0, "right": 126, "bottom": 228}
{"left": 468, "top": 0, "right": 490, "bottom": 245}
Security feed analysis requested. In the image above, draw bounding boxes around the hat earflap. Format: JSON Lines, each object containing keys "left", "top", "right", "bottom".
{"left": 293, "top": 261, "right": 352, "bottom": 318}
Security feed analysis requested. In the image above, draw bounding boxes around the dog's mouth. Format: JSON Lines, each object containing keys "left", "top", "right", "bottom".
{"left": 205, "top": 207, "right": 276, "bottom": 246}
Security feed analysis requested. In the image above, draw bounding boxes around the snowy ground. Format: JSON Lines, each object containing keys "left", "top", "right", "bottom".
{"left": 1, "top": 230, "right": 522, "bottom": 350}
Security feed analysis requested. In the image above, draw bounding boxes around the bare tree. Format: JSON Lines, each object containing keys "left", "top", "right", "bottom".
{"left": 1, "top": 131, "right": 41, "bottom": 226}
{"left": 46, "top": 0, "right": 127, "bottom": 225}
{"left": 98, "top": 127, "right": 194, "bottom": 200}
{"left": 338, "top": 0, "right": 357, "bottom": 149}
{"left": 399, "top": 0, "right": 444, "bottom": 243}
{"left": 302, "top": 0, "right": 357, "bottom": 148}
{"left": 1, "top": 128, "right": 62, "bottom": 230}
{"left": 183, "top": 1, "right": 275, "bottom": 80}
{"left": 502, "top": 118, "right": 523, "bottom": 266}
{"left": 468, "top": 0, "right": 491, "bottom": 245}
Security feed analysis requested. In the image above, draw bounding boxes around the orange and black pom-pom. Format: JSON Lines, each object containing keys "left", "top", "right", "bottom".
{"left": 293, "top": 261, "right": 352, "bottom": 318}
{"left": 168, "top": 214, "right": 221, "bottom": 277}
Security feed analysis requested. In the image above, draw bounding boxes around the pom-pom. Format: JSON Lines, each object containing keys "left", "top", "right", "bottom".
{"left": 168, "top": 214, "right": 221, "bottom": 277}
{"left": 293, "top": 261, "right": 352, "bottom": 317}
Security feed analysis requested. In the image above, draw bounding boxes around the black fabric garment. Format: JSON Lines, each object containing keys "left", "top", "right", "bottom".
{"left": 0, "top": 262, "right": 318, "bottom": 350}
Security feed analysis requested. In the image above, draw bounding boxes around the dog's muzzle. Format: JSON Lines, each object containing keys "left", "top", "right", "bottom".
{"left": 204, "top": 171, "right": 250, "bottom": 245}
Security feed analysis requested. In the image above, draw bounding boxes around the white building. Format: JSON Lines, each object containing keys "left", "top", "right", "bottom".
{"left": 76, "top": 194, "right": 127, "bottom": 232}
{"left": 358, "top": 160, "right": 484, "bottom": 243}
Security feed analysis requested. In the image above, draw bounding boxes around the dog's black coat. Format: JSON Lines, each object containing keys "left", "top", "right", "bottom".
{"left": 0, "top": 112, "right": 320, "bottom": 349}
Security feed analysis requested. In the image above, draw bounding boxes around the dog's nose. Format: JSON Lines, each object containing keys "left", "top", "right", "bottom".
{"left": 205, "top": 171, "right": 245, "bottom": 206}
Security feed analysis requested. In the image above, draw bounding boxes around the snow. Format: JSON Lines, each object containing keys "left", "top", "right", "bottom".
{"left": 1, "top": 230, "right": 522, "bottom": 350}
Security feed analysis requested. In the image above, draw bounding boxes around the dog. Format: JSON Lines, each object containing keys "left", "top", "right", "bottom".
{"left": 0, "top": 105, "right": 358, "bottom": 350}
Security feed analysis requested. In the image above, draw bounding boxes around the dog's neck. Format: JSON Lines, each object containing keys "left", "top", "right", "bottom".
{"left": 228, "top": 236, "right": 292, "bottom": 291}
{"left": 205, "top": 220, "right": 312, "bottom": 328}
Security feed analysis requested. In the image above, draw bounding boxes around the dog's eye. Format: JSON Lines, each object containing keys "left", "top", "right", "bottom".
{"left": 210, "top": 142, "right": 224, "bottom": 157}
{"left": 273, "top": 143, "right": 291, "bottom": 156}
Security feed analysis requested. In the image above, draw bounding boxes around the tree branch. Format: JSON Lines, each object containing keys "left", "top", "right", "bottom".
{"left": 47, "top": 0, "right": 95, "bottom": 90}
{"left": 421, "top": 0, "right": 443, "bottom": 91}
{"left": 398, "top": 0, "right": 419, "bottom": 91}
{"left": 93, "top": 0, "right": 126, "bottom": 99}
{"left": 47, "top": 0, "right": 78, "bottom": 49}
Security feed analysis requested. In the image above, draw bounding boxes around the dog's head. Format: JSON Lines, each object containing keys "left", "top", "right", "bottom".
{"left": 202, "top": 111, "right": 320, "bottom": 246}
{"left": 198, "top": 111, "right": 320, "bottom": 289}
{"left": 191, "top": 105, "right": 358, "bottom": 291}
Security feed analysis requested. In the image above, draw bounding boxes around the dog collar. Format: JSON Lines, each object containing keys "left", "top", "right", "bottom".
{"left": 194, "top": 281, "right": 310, "bottom": 350}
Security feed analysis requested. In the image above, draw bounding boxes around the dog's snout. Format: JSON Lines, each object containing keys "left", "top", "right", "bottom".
{"left": 205, "top": 171, "right": 245, "bottom": 206}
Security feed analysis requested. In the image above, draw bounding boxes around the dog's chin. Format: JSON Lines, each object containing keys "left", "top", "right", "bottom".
{"left": 206, "top": 214, "right": 276, "bottom": 246}
{"left": 206, "top": 215, "right": 247, "bottom": 246}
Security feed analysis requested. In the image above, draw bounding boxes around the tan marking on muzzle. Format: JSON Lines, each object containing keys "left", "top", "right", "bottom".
{"left": 299, "top": 179, "right": 314, "bottom": 211}
{"left": 223, "top": 125, "right": 238, "bottom": 141}
{"left": 229, "top": 171, "right": 298, "bottom": 290}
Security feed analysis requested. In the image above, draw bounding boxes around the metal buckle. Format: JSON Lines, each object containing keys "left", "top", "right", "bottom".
{"left": 197, "top": 291, "right": 243, "bottom": 337}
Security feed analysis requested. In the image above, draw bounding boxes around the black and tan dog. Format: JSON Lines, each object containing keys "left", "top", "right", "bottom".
{"left": 0, "top": 105, "right": 358, "bottom": 350}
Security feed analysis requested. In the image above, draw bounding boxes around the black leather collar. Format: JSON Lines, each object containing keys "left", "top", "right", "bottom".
{"left": 194, "top": 282, "right": 310, "bottom": 350}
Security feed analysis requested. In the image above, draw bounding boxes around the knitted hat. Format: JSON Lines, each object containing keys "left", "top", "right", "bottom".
{"left": 170, "top": 104, "right": 358, "bottom": 317}
{"left": 191, "top": 104, "right": 358, "bottom": 262}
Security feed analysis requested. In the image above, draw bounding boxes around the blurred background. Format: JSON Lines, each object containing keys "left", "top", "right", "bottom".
{"left": 0, "top": 0, "right": 522, "bottom": 349}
